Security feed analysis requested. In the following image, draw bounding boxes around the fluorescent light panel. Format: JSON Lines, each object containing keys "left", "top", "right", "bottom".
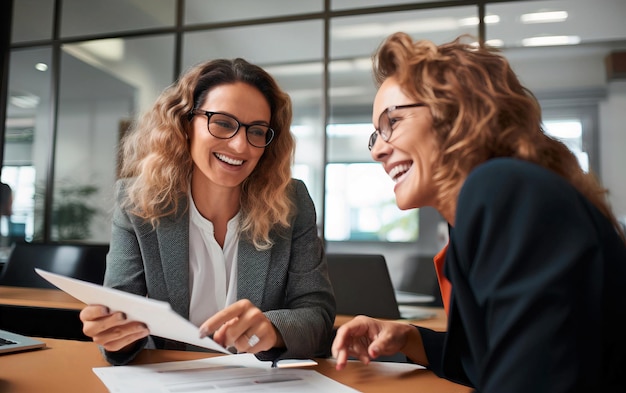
{"left": 521, "top": 11, "right": 568, "bottom": 24}
{"left": 333, "top": 14, "right": 500, "bottom": 39}
{"left": 458, "top": 14, "right": 500, "bottom": 26}
{"left": 9, "top": 94, "right": 40, "bottom": 109}
{"left": 522, "top": 35, "right": 581, "bottom": 47}
{"left": 485, "top": 39, "right": 504, "bottom": 47}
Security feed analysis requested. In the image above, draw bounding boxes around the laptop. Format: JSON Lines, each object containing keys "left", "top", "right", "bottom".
{"left": 326, "top": 253, "right": 435, "bottom": 320}
{"left": 0, "top": 329, "right": 46, "bottom": 355}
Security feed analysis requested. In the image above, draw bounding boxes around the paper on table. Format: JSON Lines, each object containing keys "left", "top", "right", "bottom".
{"left": 35, "top": 268, "right": 230, "bottom": 354}
{"left": 93, "top": 353, "right": 360, "bottom": 393}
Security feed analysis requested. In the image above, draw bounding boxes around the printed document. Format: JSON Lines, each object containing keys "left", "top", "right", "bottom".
{"left": 93, "top": 353, "right": 360, "bottom": 393}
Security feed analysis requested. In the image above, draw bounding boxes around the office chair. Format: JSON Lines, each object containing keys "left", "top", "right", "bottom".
{"left": 0, "top": 242, "right": 108, "bottom": 289}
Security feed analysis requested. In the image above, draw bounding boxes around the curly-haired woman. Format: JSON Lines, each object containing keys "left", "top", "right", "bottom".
{"left": 80, "top": 58, "right": 335, "bottom": 366}
{"left": 333, "top": 33, "right": 626, "bottom": 392}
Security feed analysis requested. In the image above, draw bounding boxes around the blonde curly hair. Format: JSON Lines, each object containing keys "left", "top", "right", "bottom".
{"left": 373, "top": 32, "right": 625, "bottom": 242}
{"left": 119, "top": 58, "right": 295, "bottom": 250}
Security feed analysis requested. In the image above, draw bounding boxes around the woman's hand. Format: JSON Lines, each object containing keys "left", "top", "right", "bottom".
{"left": 80, "top": 304, "right": 150, "bottom": 352}
{"left": 332, "top": 315, "right": 425, "bottom": 370}
{"left": 199, "top": 299, "right": 284, "bottom": 354}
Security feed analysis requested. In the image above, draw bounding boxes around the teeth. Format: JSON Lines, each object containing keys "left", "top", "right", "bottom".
{"left": 389, "top": 163, "right": 411, "bottom": 182}
{"left": 215, "top": 153, "right": 243, "bottom": 166}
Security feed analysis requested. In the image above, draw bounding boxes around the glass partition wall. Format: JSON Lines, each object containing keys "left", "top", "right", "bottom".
{"left": 326, "top": 5, "right": 478, "bottom": 244}
{"left": 3, "top": 1, "right": 626, "bottom": 275}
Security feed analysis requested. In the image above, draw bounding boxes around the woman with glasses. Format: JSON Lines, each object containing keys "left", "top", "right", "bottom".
{"left": 80, "top": 58, "right": 335, "bottom": 366}
{"left": 332, "top": 32, "right": 626, "bottom": 392}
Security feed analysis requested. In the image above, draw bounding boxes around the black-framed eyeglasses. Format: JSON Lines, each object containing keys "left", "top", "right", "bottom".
{"left": 368, "top": 103, "right": 426, "bottom": 150}
{"left": 190, "top": 109, "right": 275, "bottom": 148}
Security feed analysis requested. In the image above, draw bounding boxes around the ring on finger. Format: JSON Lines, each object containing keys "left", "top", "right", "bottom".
{"left": 247, "top": 334, "right": 260, "bottom": 347}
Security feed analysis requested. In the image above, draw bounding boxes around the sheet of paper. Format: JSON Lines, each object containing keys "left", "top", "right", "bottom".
{"left": 35, "top": 268, "right": 230, "bottom": 354}
{"left": 93, "top": 353, "right": 360, "bottom": 393}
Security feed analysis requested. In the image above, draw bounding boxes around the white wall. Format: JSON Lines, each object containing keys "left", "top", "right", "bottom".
{"left": 599, "top": 80, "right": 626, "bottom": 222}
{"left": 55, "top": 97, "right": 131, "bottom": 243}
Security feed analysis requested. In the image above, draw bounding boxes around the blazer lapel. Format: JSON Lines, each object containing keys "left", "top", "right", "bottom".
{"left": 157, "top": 203, "right": 191, "bottom": 318}
{"left": 237, "top": 240, "right": 270, "bottom": 307}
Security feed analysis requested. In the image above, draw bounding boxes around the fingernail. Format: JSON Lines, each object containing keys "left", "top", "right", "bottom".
{"left": 199, "top": 327, "right": 207, "bottom": 338}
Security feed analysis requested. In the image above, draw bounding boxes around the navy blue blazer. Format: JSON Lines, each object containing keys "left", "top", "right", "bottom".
{"left": 418, "top": 158, "right": 626, "bottom": 392}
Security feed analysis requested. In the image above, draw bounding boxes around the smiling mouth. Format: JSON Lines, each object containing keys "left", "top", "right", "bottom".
{"left": 388, "top": 163, "right": 412, "bottom": 183}
{"left": 214, "top": 153, "right": 244, "bottom": 166}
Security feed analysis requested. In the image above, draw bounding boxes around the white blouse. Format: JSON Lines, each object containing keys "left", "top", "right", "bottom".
{"left": 188, "top": 192, "right": 240, "bottom": 326}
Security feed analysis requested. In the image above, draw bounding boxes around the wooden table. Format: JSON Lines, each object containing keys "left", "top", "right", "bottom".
{"left": 334, "top": 307, "right": 448, "bottom": 331}
{"left": 0, "top": 286, "right": 85, "bottom": 310}
{"left": 0, "top": 337, "right": 471, "bottom": 393}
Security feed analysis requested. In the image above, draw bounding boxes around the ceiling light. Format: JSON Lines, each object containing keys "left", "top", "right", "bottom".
{"left": 35, "top": 63, "right": 48, "bottom": 71}
{"left": 469, "top": 39, "right": 503, "bottom": 48}
{"left": 458, "top": 14, "right": 500, "bottom": 26}
{"left": 522, "top": 35, "right": 580, "bottom": 47}
{"left": 521, "top": 11, "right": 568, "bottom": 24}
{"left": 485, "top": 15, "right": 501, "bottom": 24}
{"left": 485, "top": 39, "right": 504, "bottom": 47}
{"left": 9, "top": 94, "right": 40, "bottom": 109}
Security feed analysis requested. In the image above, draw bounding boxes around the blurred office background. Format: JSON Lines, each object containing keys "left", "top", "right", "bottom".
{"left": 2, "top": 0, "right": 626, "bottom": 288}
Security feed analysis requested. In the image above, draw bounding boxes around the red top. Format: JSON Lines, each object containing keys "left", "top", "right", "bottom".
{"left": 433, "top": 243, "right": 452, "bottom": 315}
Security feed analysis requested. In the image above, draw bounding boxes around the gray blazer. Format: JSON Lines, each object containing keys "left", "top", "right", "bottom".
{"left": 103, "top": 178, "right": 335, "bottom": 365}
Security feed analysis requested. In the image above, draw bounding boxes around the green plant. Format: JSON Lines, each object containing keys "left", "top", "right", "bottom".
{"left": 53, "top": 184, "right": 100, "bottom": 240}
